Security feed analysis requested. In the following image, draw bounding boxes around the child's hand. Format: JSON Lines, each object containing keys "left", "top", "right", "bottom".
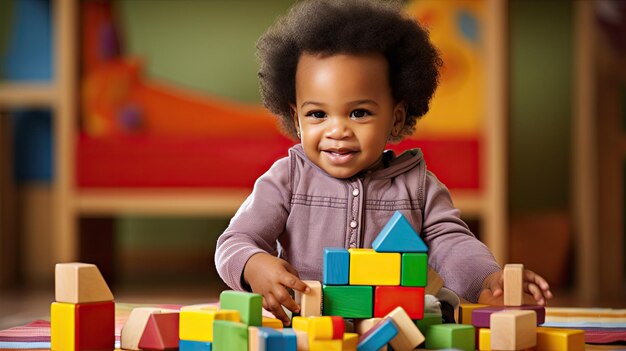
{"left": 243, "top": 253, "right": 310, "bottom": 326}
{"left": 479, "top": 269, "right": 553, "bottom": 306}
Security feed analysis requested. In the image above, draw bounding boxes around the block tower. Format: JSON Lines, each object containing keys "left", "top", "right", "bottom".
{"left": 51, "top": 263, "right": 115, "bottom": 351}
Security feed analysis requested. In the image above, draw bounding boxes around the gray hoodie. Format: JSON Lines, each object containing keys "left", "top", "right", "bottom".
{"left": 215, "top": 144, "right": 501, "bottom": 303}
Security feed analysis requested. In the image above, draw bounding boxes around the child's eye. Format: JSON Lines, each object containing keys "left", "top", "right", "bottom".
{"left": 306, "top": 111, "right": 326, "bottom": 118}
{"left": 350, "top": 109, "right": 370, "bottom": 118}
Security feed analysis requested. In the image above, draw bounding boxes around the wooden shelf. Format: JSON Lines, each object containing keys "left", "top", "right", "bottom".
{"left": 0, "top": 82, "right": 57, "bottom": 108}
{"left": 450, "top": 190, "right": 486, "bottom": 217}
{"left": 75, "top": 188, "right": 252, "bottom": 216}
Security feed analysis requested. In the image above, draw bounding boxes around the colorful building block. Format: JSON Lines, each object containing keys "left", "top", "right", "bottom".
{"left": 536, "top": 327, "right": 585, "bottom": 351}
{"left": 55, "top": 263, "right": 114, "bottom": 304}
{"left": 425, "top": 324, "right": 475, "bottom": 351}
{"left": 478, "top": 328, "right": 490, "bottom": 351}
{"left": 490, "top": 310, "right": 537, "bottom": 350}
{"left": 323, "top": 248, "right": 350, "bottom": 285}
{"left": 471, "top": 305, "right": 545, "bottom": 328}
{"left": 342, "top": 332, "right": 359, "bottom": 351}
{"left": 212, "top": 320, "right": 248, "bottom": 351}
{"left": 51, "top": 301, "right": 115, "bottom": 351}
{"left": 281, "top": 328, "right": 298, "bottom": 351}
{"left": 371, "top": 211, "right": 428, "bottom": 252}
{"left": 458, "top": 303, "right": 488, "bottom": 325}
{"left": 219, "top": 290, "right": 262, "bottom": 326}
{"left": 261, "top": 316, "right": 283, "bottom": 329}
{"left": 414, "top": 312, "right": 442, "bottom": 334}
{"left": 294, "top": 330, "right": 309, "bottom": 350}
{"left": 179, "top": 309, "right": 240, "bottom": 342}
{"left": 249, "top": 327, "right": 283, "bottom": 351}
{"left": 374, "top": 286, "right": 424, "bottom": 319}
{"left": 385, "top": 306, "right": 425, "bottom": 351}
{"left": 295, "top": 280, "right": 322, "bottom": 317}
{"left": 357, "top": 318, "right": 398, "bottom": 351}
{"left": 504, "top": 264, "right": 524, "bottom": 306}
{"left": 400, "top": 253, "right": 428, "bottom": 286}
{"left": 348, "top": 249, "right": 400, "bottom": 286}
{"left": 322, "top": 285, "right": 373, "bottom": 318}
{"left": 179, "top": 339, "right": 213, "bottom": 351}
{"left": 354, "top": 318, "right": 383, "bottom": 335}
{"left": 121, "top": 307, "right": 164, "bottom": 350}
{"left": 309, "top": 339, "right": 342, "bottom": 351}
{"left": 138, "top": 311, "right": 180, "bottom": 350}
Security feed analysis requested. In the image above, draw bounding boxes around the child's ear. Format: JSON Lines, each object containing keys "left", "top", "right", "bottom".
{"left": 391, "top": 102, "right": 407, "bottom": 137}
{"left": 290, "top": 104, "right": 301, "bottom": 137}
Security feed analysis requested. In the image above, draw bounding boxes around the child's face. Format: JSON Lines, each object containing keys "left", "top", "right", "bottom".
{"left": 292, "top": 53, "right": 406, "bottom": 179}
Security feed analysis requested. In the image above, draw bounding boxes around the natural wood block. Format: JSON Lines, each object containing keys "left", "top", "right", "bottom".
{"left": 249, "top": 326, "right": 282, "bottom": 351}
{"left": 51, "top": 301, "right": 115, "bottom": 351}
{"left": 374, "top": 286, "right": 424, "bottom": 319}
{"left": 121, "top": 307, "right": 162, "bottom": 350}
{"left": 323, "top": 248, "right": 350, "bottom": 285}
{"left": 138, "top": 311, "right": 180, "bottom": 350}
{"left": 219, "top": 290, "right": 263, "bottom": 327}
{"left": 536, "top": 327, "right": 585, "bottom": 351}
{"left": 490, "top": 310, "right": 537, "bottom": 350}
{"left": 179, "top": 309, "right": 239, "bottom": 342}
{"left": 354, "top": 318, "right": 383, "bottom": 335}
{"left": 349, "top": 249, "right": 400, "bottom": 285}
{"left": 425, "top": 266, "right": 445, "bottom": 296}
{"left": 295, "top": 280, "right": 322, "bottom": 317}
{"left": 371, "top": 211, "right": 428, "bottom": 252}
{"left": 459, "top": 303, "right": 489, "bottom": 325}
{"left": 400, "top": 253, "right": 428, "bottom": 286}
{"left": 425, "top": 324, "right": 475, "bottom": 351}
{"left": 322, "top": 285, "right": 373, "bottom": 318}
{"left": 385, "top": 306, "right": 425, "bottom": 351}
{"left": 472, "top": 305, "right": 545, "bottom": 328}
{"left": 55, "top": 263, "right": 114, "bottom": 304}
{"left": 212, "top": 320, "right": 248, "bottom": 351}
{"left": 357, "top": 318, "right": 398, "bottom": 351}
{"left": 294, "top": 330, "right": 309, "bottom": 350}
{"left": 504, "top": 264, "right": 524, "bottom": 306}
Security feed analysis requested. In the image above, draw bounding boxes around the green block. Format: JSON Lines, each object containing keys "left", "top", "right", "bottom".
{"left": 425, "top": 324, "right": 475, "bottom": 351}
{"left": 212, "top": 320, "right": 248, "bottom": 351}
{"left": 322, "top": 285, "right": 373, "bottom": 318}
{"left": 401, "top": 253, "right": 428, "bottom": 286}
{"left": 219, "top": 290, "right": 262, "bottom": 326}
{"left": 414, "top": 312, "right": 442, "bottom": 334}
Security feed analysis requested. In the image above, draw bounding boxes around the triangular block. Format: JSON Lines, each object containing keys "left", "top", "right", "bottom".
{"left": 55, "top": 263, "right": 114, "bottom": 303}
{"left": 138, "top": 311, "right": 180, "bottom": 350}
{"left": 372, "top": 211, "right": 427, "bottom": 252}
{"left": 121, "top": 307, "right": 163, "bottom": 350}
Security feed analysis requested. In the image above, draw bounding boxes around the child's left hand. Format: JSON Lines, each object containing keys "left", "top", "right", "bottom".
{"left": 478, "top": 269, "right": 553, "bottom": 306}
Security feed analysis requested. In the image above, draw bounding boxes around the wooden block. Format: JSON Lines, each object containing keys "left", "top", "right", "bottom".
{"left": 472, "top": 305, "right": 545, "bottom": 328}
{"left": 348, "top": 248, "right": 400, "bottom": 285}
{"left": 357, "top": 318, "right": 398, "bottom": 351}
{"left": 180, "top": 304, "right": 218, "bottom": 312}
{"left": 292, "top": 316, "right": 313, "bottom": 333}
{"left": 179, "top": 339, "right": 213, "bottom": 351}
{"left": 371, "top": 211, "right": 428, "bottom": 252}
{"left": 374, "top": 286, "right": 424, "bottom": 319}
{"left": 261, "top": 316, "right": 283, "bottom": 329}
{"left": 322, "top": 285, "right": 373, "bottom": 318}
{"left": 504, "top": 264, "right": 524, "bottom": 306}
{"left": 385, "top": 306, "right": 425, "bottom": 351}
{"left": 55, "top": 263, "right": 114, "bottom": 303}
{"left": 478, "top": 327, "right": 491, "bottom": 350}
{"left": 309, "top": 339, "right": 342, "bottom": 351}
{"left": 354, "top": 318, "right": 383, "bottom": 335}
{"left": 179, "top": 309, "right": 240, "bottom": 342}
{"left": 51, "top": 301, "right": 115, "bottom": 351}
{"left": 138, "top": 311, "right": 180, "bottom": 350}
{"left": 414, "top": 312, "right": 442, "bottom": 334}
{"left": 323, "top": 248, "right": 350, "bottom": 285}
{"left": 425, "top": 266, "right": 445, "bottom": 295}
{"left": 458, "top": 303, "right": 489, "bottom": 325}
{"left": 281, "top": 328, "right": 298, "bottom": 351}
{"left": 212, "top": 320, "right": 248, "bottom": 351}
{"left": 121, "top": 307, "right": 163, "bottom": 350}
{"left": 425, "top": 324, "right": 475, "bottom": 351}
{"left": 536, "top": 327, "right": 585, "bottom": 351}
{"left": 294, "top": 280, "right": 322, "bottom": 317}
{"left": 342, "top": 332, "right": 359, "bottom": 351}
{"left": 490, "top": 310, "right": 537, "bottom": 350}
{"left": 309, "top": 316, "right": 334, "bottom": 340}
{"left": 400, "top": 253, "right": 428, "bottom": 286}
{"left": 248, "top": 327, "right": 260, "bottom": 351}
{"left": 294, "top": 330, "right": 309, "bottom": 350}
{"left": 219, "top": 290, "right": 262, "bottom": 326}
{"left": 253, "top": 326, "right": 283, "bottom": 351}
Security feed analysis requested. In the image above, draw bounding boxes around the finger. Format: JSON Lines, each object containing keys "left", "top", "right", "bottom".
{"left": 280, "top": 272, "right": 310, "bottom": 294}
{"left": 265, "top": 293, "right": 291, "bottom": 326}
{"left": 489, "top": 275, "right": 504, "bottom": 297}
{"left": 524, "top": 269, "right": 551, "bottom": 291}
{"left": 525, "top": 282, "right": 545, "bottom": 305}
{"left": 273, "top": 286, "right": 301, "bottom": 314}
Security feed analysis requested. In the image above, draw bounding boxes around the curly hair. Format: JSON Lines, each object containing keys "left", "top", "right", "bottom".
{"left": 256, "top": 0, "right": 442, "bottom": 141}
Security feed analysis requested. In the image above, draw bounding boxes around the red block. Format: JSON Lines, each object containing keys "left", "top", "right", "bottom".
{"left": 374, "top": 286, "right": 424, "bottom": 319}
{"left": 331, "top": 316, "right": 345, "bottom": 340}
{"left": 138, "top": 312, "right": 180, "bottom": 350}
{"left": 76, "top": 301, "right": 115, "bottom": 351}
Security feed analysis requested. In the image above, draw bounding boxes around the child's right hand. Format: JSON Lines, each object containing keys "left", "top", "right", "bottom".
{"left": 243, "top": 252, "right": 310, "bottom": 326}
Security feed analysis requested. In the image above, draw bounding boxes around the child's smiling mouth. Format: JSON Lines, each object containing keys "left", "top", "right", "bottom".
{"left": 322, "top": 148, "right": 358, "bottom": 165}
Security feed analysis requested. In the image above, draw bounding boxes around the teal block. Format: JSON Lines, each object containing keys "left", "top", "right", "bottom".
{"left": 357, "top": 318, "right": 398, "bottom": 351}
{"left": 425, "top": 324, "right": 475, "bottom": 351}
{"left": 212, "top": 320, "right": 248, "bottom": 351}
{"left": 280, "top": 328, "right": 297, "bottom": 351}
{"left": 401, "top": 253, "right": 428, "bottom": 286}
{"left": 414, "top": 312, "right": 442, "bottom": 334}
{"left": 180, "top": 339, "right": 213, "bottom": 351}
{"left": 372, "top": 211, "right": 428, "bottom": 252}
{"left": 323, "top": 247, "right": 350, "bottom": 285}
{"left": 322, "top": 285, "right": 373, "bottom": 318}
{"left": 219, "top": 290, "right": 262, "bottom": 326}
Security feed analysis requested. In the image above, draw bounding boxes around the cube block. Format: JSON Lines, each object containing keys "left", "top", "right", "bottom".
{"left": 400, "top": 253, "right": 428, "bottom": 286}
{"left": 349, "top": 249, "right": 400, "bottom": 286}
{"left": 323, "top": 248, "right": 350, "bottom": 285}
{"left": 322, "top": 285, "right": 373, "bottom": 318}
{"left": 219, "top": 290, "right": 262, "bottom": 326}
{"left": 425, "top": 324, "right": 475, "bottom": 351}
{"left": 51, "top": 301, "right": 115, "bottom": 351}
{"left": 374, "top": 286, "right": 424, "bottom": 319}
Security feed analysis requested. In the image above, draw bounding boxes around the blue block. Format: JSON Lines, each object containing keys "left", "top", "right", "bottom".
{"left": 357, "top": 318, "right": 398, "bottom": 351}
{"left": 280, "top": 328, "right": 297, "bottom": 351}
{"left": 257, "top": 327, "right": 283, "bottom": 350}
{"left": 323, "top": 247, "right": 350, "bottom": 285}
{"left": 180, "top": 339, "right": 213, "bottom": 351}
{"left": 372, "top": 211, "right": 428, "bottom": 253}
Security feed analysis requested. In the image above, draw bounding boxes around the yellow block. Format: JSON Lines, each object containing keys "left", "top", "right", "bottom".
{"left": 536, "top": 327, "right": 585, "bottom": 351}
{"left": 310, "top": 317, "right": 334, "bottom": 340}
{"left": 459, "top": 303, "right": 488, "bottom": 325}
{"left": 179, "top": 309, "right": 240, "bottom": 342}
{"left": 310, "top": 339, "right": 342, "bottom": 351}
{"left": 262, "top": 316, "right": 283, "bottom": 329}
{"left": 349, "top": 249, "right": 400, "bottom": 285}
{"left": 478, "top": 328, "right": 491, "bottom": 351}
{"left": 51, "top": 302, "right": 75, "bottom": 351}
{"left": 292, "top": 316, "right": 313, "bottom": 333}
{"left": 342, "top": 332, "right": 359, "bottom": 351}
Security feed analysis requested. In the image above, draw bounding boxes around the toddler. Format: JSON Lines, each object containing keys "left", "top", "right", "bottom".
{"left": 215, "top": 0, "right": 552, "bottom": 325}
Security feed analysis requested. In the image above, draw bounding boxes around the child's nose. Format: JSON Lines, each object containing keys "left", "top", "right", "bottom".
{"left": 325, "top": 117, "right": 352, "bottom": 139}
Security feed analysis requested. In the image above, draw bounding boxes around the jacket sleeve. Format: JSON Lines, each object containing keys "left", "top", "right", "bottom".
{"left": 421, "top": 171, "right": 502, "bottom": 303}
{"left": 214, "top": 157, "right": 292, "bottom": 291}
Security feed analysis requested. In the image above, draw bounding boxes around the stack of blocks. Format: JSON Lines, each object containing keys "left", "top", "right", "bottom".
{"left": 51, "top": 263, "right": 115, "bottom": 351}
